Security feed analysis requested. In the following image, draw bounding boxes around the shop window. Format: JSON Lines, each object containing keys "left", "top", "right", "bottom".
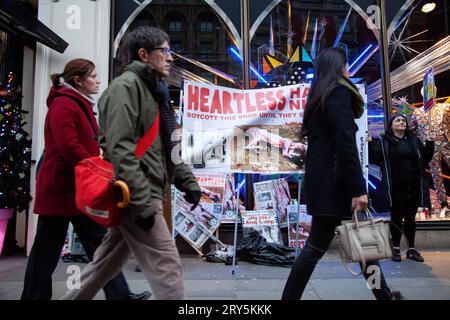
{"left": 200, "top": 42, "right": 213, "bottom": 54}
{"left": 200, "top": 21, "right": 213, "bottom": 32}
{"left": 169, "top": 21, "right": 182, "bottom": 32}
{"left": 199, "top": 71, "right": 213, "bottom": 82}
{"left": 171, "top": 41, "right": 183, "bottom": 53}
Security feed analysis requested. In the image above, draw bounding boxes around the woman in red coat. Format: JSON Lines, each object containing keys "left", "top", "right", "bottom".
{"left": 21, "top": 59, "right": 150, "bottom": 300}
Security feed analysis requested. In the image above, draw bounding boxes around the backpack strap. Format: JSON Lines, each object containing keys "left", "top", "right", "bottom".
{"left": 134, "top": 111, "right": 160, "bottom": 159}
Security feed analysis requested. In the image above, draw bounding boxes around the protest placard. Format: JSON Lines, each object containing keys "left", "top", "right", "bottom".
{"left": 241, "top": 209, "right": 282, "bottom": 244}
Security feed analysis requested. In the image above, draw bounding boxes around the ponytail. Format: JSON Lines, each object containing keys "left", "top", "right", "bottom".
{"left": 49, "top": 58, "right": 95, "bottom": 88}
{"left": 50, "top": 73, "right": 63, "bottom": 87}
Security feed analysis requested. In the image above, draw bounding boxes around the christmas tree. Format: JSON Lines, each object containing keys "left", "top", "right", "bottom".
{"left": 0, "top": 72, "right": 32, "bottom": 211}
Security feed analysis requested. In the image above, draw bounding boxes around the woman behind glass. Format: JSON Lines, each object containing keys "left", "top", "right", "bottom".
{"left": 281, "top": 48, "right": 402, "bottom": 300}
{"left": 369, "top": 113, "right": 434, "bottom": 263}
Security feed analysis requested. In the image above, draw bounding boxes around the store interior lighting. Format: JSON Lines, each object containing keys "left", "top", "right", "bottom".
{"left": 421, "top": 2, "right": 436, "bottom": 13}
{"left": 349, "top": 44, "right": 373, "bottom": 71}
{"left": 229, "top": 47, "right": 267, "bottom": 83}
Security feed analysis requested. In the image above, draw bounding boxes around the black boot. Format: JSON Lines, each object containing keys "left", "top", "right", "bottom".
{"left": 406, "top": 248, "right": 424, "bottom": 262}
{"left": 121, "top": 291, "right": 152, "bottom": 300}
{"left": 390, "top": 291, "right": 405, "bottom": 300}
{"left": 391, "top": 248, "right": 401, "bottom": 262}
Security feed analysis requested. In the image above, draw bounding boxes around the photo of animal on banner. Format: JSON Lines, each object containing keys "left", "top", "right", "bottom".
{"left": 181, "top": 81, "right": 367, "bottom": 175}
{"left": 181, "top": 81, "right": 308, "bottom": 173}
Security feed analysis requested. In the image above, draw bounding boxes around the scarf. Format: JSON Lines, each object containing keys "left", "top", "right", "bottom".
{"left": 337, "top": 76, "right": 365, "bottom": 119}
{"left": 62, "top": 83, "right": 96, "bottom": 106}
{"left": 154, "top": 80, "right": 177, "bottom": 176}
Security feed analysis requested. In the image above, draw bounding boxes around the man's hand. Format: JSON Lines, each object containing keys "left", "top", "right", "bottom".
{"left": 135, "top": 215, "right": 155, "bottom": 230}
{"left": 183, "top": 190, "right": 201, "bottom": 211}
{"left": 351, "top": 194, "right": 368, "bottom": 212}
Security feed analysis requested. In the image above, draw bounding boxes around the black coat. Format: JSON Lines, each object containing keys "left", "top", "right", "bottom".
{"left": 304, "top": 85, "right": 367, "bottom": 218}
{"left": 368, "top": 131, "right": 434, "bottom": 209}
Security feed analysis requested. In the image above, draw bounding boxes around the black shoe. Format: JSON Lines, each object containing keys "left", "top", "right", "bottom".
{"left": 391, "top": 248, "right": 401, "bottom": 262}
{"left": 134, "top": 265, "right": 142, "bottom": 272}
{"left": 1, "top": 244, "right": 24, "bottom": 256}
{"left": 122, "top": 291, "right": 152, "bottom": 300}
{"left": 391, "top": 291, "right": 405, "bottom": 300}
{"left": 406, "top": 249, "right": 424, "bottom": 262}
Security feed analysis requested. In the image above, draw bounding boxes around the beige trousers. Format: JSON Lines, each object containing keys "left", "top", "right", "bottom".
{"left": 62, "top": 199, "right": 185, "bottom": 300}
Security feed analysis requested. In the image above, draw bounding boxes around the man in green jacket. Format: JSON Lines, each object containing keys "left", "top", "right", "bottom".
{"left": 63, "top": 26, "right": 201, "bottom": 300}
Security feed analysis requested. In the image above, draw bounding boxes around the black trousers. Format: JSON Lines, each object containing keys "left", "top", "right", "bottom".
{"left": 21, "top": 215, "right": 130, "bottom": 300}
{"left": 390, "top": 195, "right": 419, "bottom": 248}
{"left": 282, "top": 216, "right": 394, "bottom": 300}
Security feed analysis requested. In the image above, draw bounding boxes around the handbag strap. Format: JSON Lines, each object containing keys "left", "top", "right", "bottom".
{"left": 336, "top": 226, "right": 366, "bottom": 276}
{"left": 336, "top": 236, "right": 362, "bottom": 276}
{"left": 353, "top": 209, "right": 376, "bottom": 230}
{"left": 336, "top": 210, "right": 376, "bottom": 276}
{"left": 134, "top": 111, "right": 160, "bottom": 159}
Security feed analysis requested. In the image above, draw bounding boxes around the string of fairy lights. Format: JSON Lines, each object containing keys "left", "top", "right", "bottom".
{"left": 0, "top": 72, "right": 32, "bottom": 210}
{"left": 0, "top": 73, "right": 17, "bottom": 176}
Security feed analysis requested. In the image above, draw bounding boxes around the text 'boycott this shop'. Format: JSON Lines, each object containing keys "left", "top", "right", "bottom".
{"left": 184, "top": 84, "right": 309, "bottom": 122}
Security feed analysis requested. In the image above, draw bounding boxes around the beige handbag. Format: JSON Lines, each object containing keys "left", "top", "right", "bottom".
{"left": 335, "top": 210, "right": 393, "bottom": 275}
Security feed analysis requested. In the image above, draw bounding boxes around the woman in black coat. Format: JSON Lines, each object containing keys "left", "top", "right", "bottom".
{"left": 369, "top": 114, "right": 434, "bottom": 262}
{"left": 282, "top": 48, "right": 402, "bottom": 300}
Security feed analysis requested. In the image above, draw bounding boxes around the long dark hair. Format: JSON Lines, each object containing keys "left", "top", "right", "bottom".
{"left": 50, "top": 58, "right": 95, "bottom": 88}
{"left": 301, "top": 48, "right": 348, "bottom": 137}
{"left": 119, "top": 26, "right": 170, "bottom": 72}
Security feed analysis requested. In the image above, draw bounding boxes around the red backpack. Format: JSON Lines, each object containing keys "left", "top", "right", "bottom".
{"left": 75, "top": 112, "right": 160, "bottom": 227}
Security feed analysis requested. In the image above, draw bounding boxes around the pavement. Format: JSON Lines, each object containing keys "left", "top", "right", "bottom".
{"left": 0, "top": 249, "right": 449, "bottom": 300}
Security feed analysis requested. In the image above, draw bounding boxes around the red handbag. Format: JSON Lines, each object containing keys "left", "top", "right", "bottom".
{"left": 75, "top": 112, "right": 160, "bottom": 227}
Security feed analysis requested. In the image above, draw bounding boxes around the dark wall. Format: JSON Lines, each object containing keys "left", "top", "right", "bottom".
{"left": 0, "top": 33, "right": 23, "bottom": 85}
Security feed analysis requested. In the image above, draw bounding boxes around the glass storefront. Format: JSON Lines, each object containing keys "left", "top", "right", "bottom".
{"left": 112, "top": 0, "right": 450, "bottom": 225}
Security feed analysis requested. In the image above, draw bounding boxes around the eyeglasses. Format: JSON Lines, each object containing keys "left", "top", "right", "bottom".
{"left": 151, "top": 47, "right": 172, "bottom": 56}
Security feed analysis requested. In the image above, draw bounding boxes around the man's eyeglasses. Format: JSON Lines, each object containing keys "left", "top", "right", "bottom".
{"left": 151, "top": 47, "right": 172, "bottom": 56}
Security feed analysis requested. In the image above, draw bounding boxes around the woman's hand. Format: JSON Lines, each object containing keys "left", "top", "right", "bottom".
{"left": 351, "top": 194, "right": 368, "bottom": 212}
